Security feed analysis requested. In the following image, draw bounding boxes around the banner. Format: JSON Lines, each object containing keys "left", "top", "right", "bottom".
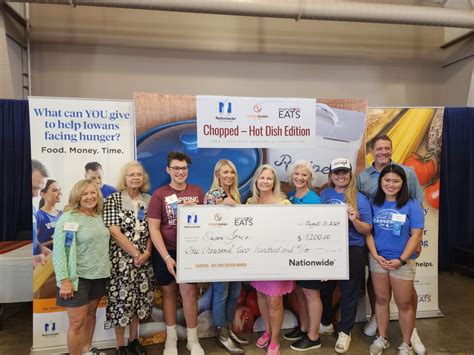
{"left": 133, "top": 93, "right": 367, "bottom": 341}
{"left": 177, "top": 205, "right": 349, "bottom": 283}
{"left": 364, "top": 107, "right": 443, "bottom": 319}
{"left": 196, "top": 96, "right": 316, "bottom": 148}
{"left": 29, "top": 97, "right": 135, "bottom": 353}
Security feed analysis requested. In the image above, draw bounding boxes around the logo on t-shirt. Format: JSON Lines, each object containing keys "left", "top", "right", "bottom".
{"left": 373, "top": 209, "right": 399, "bottom": 230}
{"left": 326, "top": 198, "right": 344, "bottom": 205}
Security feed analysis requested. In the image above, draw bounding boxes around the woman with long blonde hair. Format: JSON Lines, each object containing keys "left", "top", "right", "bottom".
{"left": 204, "top": 159, "right": 248, "bottom": 353}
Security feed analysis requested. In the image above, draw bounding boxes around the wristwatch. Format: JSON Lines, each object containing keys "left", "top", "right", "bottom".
{"left": 398, "top": 257, "right": 407, "bottom": 266}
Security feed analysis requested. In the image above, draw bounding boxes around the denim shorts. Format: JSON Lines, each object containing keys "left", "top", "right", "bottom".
{"left": 369, "top": 254, "right": 416, "bottom": 281}
{"left": 56, "top": 277, "right": 107, "bottom": 308}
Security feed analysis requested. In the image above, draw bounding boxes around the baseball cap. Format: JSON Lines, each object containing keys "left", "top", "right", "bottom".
{"left": 330, "top": 158, "right": 352, "bottom": 172}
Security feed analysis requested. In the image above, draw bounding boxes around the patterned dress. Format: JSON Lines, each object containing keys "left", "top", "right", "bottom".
{"left": 103, "top": 191, "right": 155, "bottom": 327}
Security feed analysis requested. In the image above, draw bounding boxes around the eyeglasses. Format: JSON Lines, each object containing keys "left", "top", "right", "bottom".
{"left": 126, "top": 173, "right": 144, "bottom": 177}
{"left": 168, "top": 166, "right": 188, "bottom": 172}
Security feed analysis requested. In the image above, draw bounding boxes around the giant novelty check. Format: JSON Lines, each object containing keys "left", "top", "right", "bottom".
{"left": 176, "top": 205, "right": 349, "bottom": 283}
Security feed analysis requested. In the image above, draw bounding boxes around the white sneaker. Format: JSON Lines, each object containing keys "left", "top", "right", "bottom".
{"left": 320, "top": 323, "right": 335, "bottom": 335}
{"left": 411, "top": 328, "right": 426, "bottom": 355}
{"left": 187, "top": 341, "right": 205, "bottom": 355}
{"left": 364, "top": 315, "right": 378, "bottom": 337}
{"left": 163, "top": 338, "right": 178, "bottom": 355}
{"left": 398, "top": 342, "right": 414, "bottom": 355}
{"left": 335, "top": 331, "right": 351, "bottom": 353}
{"left": 369, "top": 335, "right": 390, "bottom": 355}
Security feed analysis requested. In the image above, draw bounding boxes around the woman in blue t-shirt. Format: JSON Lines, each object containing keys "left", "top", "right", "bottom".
{"left": 367, "top": 164, "right": 424, "bottom": 355}
{"left": 320, "top": 158, "right": 372, "bottom": 354}
{"left": 36, "top": 179, "right": 63, "bottom": 251}
{"left": 284, "top": 160, "right": 324, "bottom": 352}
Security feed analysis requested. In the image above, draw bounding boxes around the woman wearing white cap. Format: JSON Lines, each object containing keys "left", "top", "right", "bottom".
{"left": 320, "top": 158, "right": 372, "bottom": 353}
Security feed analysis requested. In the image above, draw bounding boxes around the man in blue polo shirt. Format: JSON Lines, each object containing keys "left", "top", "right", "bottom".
{"left": 357, "top": 135, "right": 425, "bottom": 355}
{"left": 357, "top": 135, "right": 422, "bottom": 201}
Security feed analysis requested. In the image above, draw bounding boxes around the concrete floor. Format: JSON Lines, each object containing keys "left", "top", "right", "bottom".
{"left": 1, "top": 272, "right": 473, "bottom": 355}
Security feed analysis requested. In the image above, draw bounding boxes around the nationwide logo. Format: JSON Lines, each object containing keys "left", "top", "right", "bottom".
{"left": 235, "top": 217, "right": 253, "bottom": 226}
{"left": 279, "top": 107, "right": 301, "bottom": 119}
{"left": 187, "top": 214, "right": 198, "bottom": 224}
{"left": 43, "top": 321, "right": 59, "bottom": 336}
{"left": 219, "top": 100, "right": 232, "bottom": 115}
{"left": 184, "top": 213, "right": 200, "bottom": 229}
{"left": 216, "top": 100, "right": 237, "bottom": 121}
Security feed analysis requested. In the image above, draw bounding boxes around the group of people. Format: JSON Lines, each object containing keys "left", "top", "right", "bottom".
{"left": 32, "top": 161, "right": 117, "bottom": 262}
{"left": 47, "top": 134, "right": 426, "bottom": 355}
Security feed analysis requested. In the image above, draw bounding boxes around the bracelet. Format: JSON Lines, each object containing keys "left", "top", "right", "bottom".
{"left": 163, "top": 254, "right": 171, "bottom": 261}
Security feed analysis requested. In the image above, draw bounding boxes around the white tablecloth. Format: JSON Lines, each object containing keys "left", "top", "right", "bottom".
{"left": 0, "top": 243, "right": 33, "bottom": 303}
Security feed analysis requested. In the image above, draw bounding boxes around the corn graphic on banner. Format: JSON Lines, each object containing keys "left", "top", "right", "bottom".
{"left": 29, "top": 97, "right": 135, "bottom": 353}
{"left": 365, "top": 107, "right": 443, "bottom": 319}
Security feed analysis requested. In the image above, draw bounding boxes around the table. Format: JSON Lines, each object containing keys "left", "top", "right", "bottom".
{"left": 0, "top": 242, "right": 33, "bottom": 330}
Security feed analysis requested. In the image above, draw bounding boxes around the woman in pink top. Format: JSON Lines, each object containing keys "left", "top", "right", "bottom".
{"left": 246, "top": 164, "right": 294, "bottom": 355}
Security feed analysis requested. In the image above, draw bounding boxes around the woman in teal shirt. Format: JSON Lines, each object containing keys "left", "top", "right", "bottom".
{"left": 53, "top": 179, "right": 110, "bottom": 355}
{"left": 284, "top": 160, "right": 324, "bottom": 352}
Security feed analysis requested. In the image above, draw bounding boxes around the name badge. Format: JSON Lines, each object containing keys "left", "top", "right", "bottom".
{"left": 64, "top": 222, "right": 79, "bottom": 232}
{"left": 391, "top": 213, "right": 406, "bottom": 223}
{"left": 165, "top": 194, "right": 178, "bottom": 205}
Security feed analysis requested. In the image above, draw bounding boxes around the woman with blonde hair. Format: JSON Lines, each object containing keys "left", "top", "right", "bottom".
{"left": 103, "top": 161, "right": 155, "bottom": 355}
{"left": 204, "top": 159, "right": 248, "bottom": 353}
{"left": 247, "top": 164, "right": 294, "bottom": 355}
{"left": 320, "top": 158, "right": 372, "bottom": 353}
{"left": 283, "top": 160, "right": 325, "bottom": 352}
{"left": 53, "top": 179, "right": 110, "bottom": 355}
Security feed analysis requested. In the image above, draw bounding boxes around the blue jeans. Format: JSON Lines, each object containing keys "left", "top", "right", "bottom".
{"left": 212, "top": 282, "right": 241, "bottom": 327}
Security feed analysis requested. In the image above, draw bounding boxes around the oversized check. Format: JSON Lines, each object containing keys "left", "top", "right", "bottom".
{"left": 176, "top": 204, "right": 349, "bottom": 283}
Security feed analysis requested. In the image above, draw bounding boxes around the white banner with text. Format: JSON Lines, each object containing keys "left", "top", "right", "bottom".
{"left": 29, "top": 96, "right": 135, "bottom": 353}
{"left": 196, "top": 96, "right": 316, "bottom": 148}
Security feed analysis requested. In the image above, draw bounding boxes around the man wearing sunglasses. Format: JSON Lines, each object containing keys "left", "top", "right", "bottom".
{"left": 148, "top": 152, "right": 205, "bottom": 355}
